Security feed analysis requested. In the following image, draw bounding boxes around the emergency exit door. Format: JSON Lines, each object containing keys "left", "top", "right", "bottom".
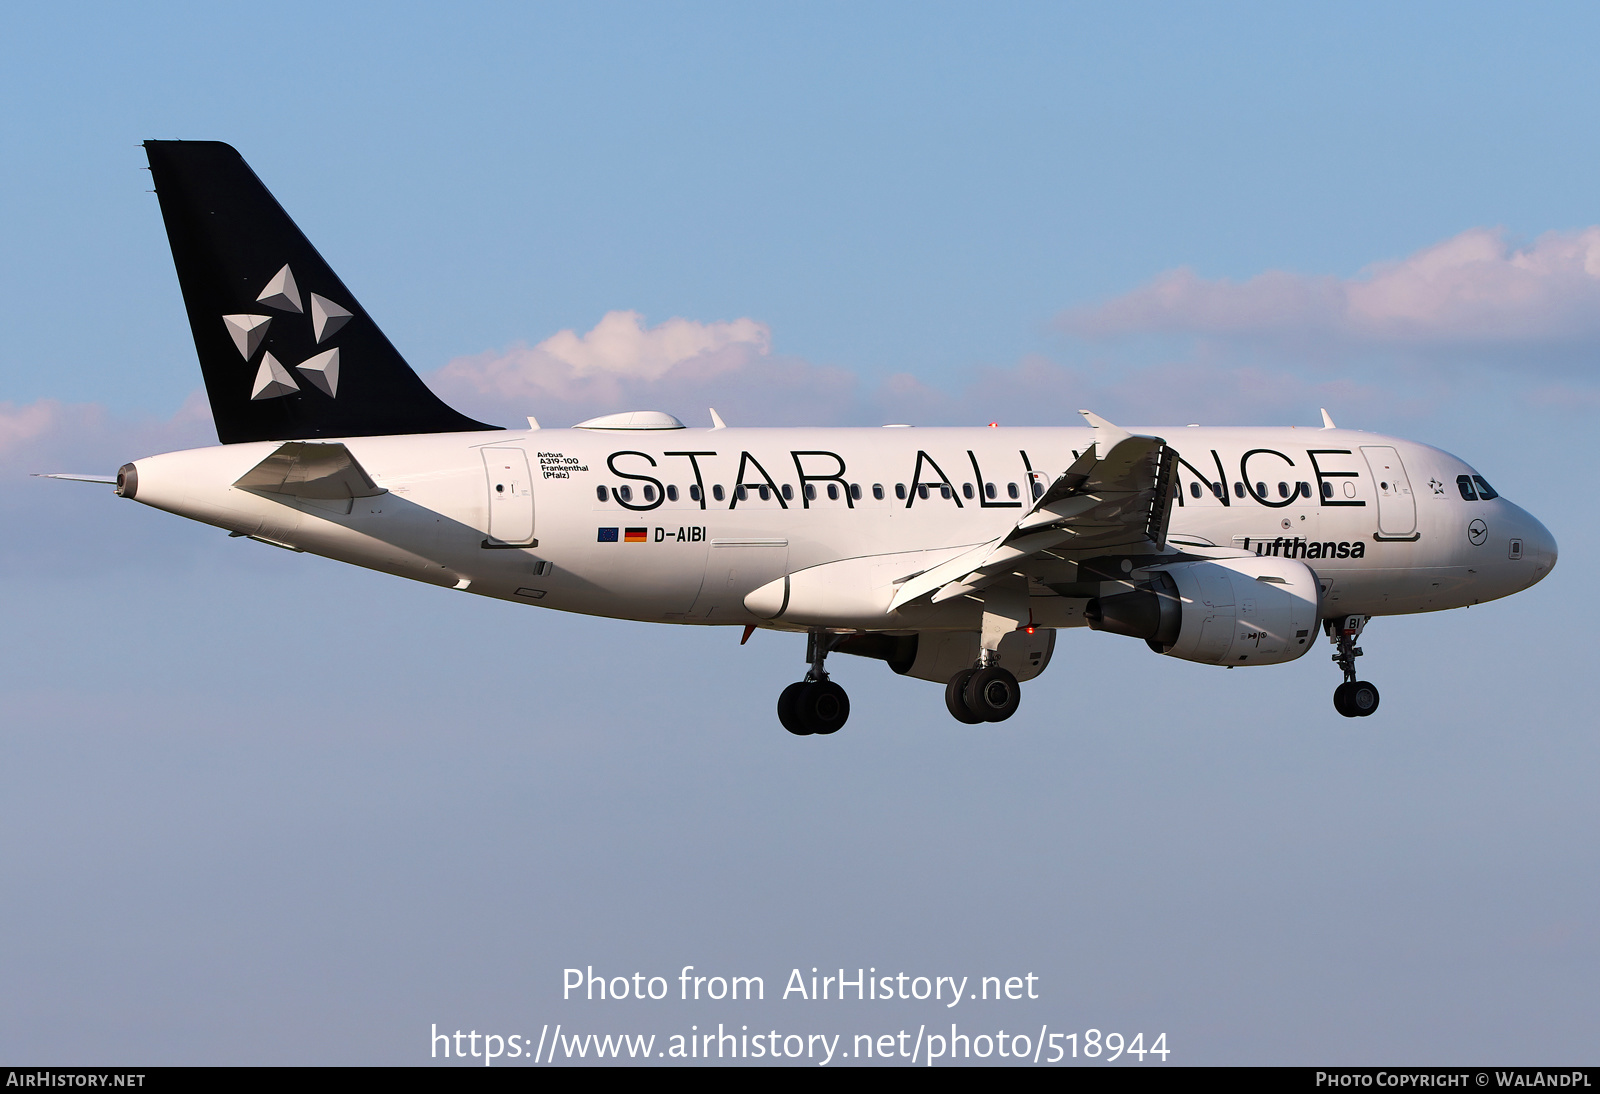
{"left": 481, "top": 447, "right": 536, "bottom": 546}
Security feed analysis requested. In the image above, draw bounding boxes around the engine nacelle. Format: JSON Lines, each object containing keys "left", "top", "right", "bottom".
{"left": 1086, "top": 555, "right": 1320, "bottom": 666}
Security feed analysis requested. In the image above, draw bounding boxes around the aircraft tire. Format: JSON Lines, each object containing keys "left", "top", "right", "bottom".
{"left": 946, "top": 669, "right": 983, "bottom": 724}
{"left": 796, "top": 680, "right": 850, "bottom": 735}
{"left": 778, "top": 681, "right": 811, "bottom": 735}
{"left": 965, "top": 666, "right": 1021, "bottom": 722}
{"left": 1348, "top": 680, "right": 1380, "bottom": 717}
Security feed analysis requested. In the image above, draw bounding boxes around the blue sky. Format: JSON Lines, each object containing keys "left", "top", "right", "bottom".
{"left": 1, "top": 2, "right": 1596, "bottom": 1064}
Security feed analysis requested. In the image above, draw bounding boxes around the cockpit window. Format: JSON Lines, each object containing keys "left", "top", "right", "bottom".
{"left": 1472, "top": 475, "right": 1499, "bottom": 500}
{"left": 1456, "top": 475, "right": 1477, "bottom": 501}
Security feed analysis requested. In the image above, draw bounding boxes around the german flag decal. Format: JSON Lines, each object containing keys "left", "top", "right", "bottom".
{"left": 624, "top": 527, "right": 648, "bottom": 543}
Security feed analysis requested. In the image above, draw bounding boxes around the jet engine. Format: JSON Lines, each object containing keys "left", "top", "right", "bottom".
{"left": 1085, "top": 555, "right": 1321, "bottom": 666}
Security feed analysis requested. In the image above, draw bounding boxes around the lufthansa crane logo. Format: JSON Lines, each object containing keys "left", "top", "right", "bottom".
{"left": 221, "top": 264, "right": 353, "bottom": 402}
{"left": 1468, "top": 518, "right": 1488, "bottom": 545}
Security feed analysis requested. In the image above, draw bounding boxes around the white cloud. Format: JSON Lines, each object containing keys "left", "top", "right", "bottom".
{"left": 1061, "top": 226, "right": 1600, "bottom": 348}
{"left": 0, "top": 391, "right": 214, "bottom": 476}
{"left": 436, "top": 310, "right": 772, "bottom": 407}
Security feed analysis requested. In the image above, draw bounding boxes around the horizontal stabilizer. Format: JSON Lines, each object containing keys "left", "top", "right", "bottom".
{"left": 234, "top": 441, "right": 386, "bottom": 500}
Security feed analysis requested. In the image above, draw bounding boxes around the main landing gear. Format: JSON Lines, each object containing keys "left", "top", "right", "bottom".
{"left": 1326, "top": 614, "right": 1380, "bottom": 718}
{"left": 778, "top": 632, "right": 851, "bottom": 736}
{"left": 945, "top": 654, "right": 1021, "bottom": 724}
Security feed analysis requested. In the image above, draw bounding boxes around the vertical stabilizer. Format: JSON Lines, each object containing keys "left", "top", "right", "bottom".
{"left": 144, "top": 140, "right": 500, "bottom": 443}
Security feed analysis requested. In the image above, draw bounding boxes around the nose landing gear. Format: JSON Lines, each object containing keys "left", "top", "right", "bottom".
{"left": 1326, "top": 615, "right": 1380, "bottom": 717}
{"left": 777, "top": 632, "right": 851, "bottom": 736}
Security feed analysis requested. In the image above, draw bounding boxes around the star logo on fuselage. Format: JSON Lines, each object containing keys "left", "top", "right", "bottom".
{"left": 221, "top": 264, "right": 353, "bottom": 402}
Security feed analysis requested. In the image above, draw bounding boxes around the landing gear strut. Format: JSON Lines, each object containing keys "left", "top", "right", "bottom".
{"left": 945, "top": 649, "right": 1021, "bottom": 724}
{"left": 778, "top": 631, "right": 850, "bottom": 736}
{"left": 1326, "top": 615, "right": 1380, "bottom": 718}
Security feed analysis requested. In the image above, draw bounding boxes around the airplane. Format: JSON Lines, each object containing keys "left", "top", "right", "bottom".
{"left": 47, "top": 141, "right": 1559, "bottom": 735}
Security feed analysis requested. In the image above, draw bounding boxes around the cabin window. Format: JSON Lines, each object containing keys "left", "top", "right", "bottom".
{"left": 1032, "top": 481, "right": 1044, "bottom": 500}
{"left": 617, "top": 485, "right": 633, "bottom": 502}
{"left": 1472, "top": 475, "right": 1498, "bottom": 500}
{"left": 1322, "top": 482, "right": 1334, "bottom": 499}
{"left": 801, "top": 484, "right": 813, "bottom": 501}
{"left": 850, "top": 483, "right": 862, "bottom": 501}
{"left": 896, "top": 484, "right": 907, "bottom": 500}
{"left": 689, "top": 484, "right": 701, "bottom": 502}
{"left": 758, "top": 485, "right": 770, "bottom": 501}
{"left": 940, "top": 484, "right": 952, "bottom": 500}
{"left": 962, "top": 483, "right": 975, "bottom": 499}
{"left": 596, "top": 485, "right": 609, "bottom": 502}
{"left": 1007, "top": 483, "right": 1020, "bottom": 499}
{"left": 873, "top": 484, "right": 885, "bottom": 500}
{"left": 1234, "top": 482, "right": 1245, "bottom": 498}
{"left": 1212, "top": 482, "right": 1224, "bottom": 498}
{"left": 1190, "top": 482, "right": 1202, "bottom": 498}
{"left": 712, "top": 485, "right": 725, "bottom": 502}
{"left": 643, "top": 484, "right": 656, "bottom": 502}
{"left": 827, "top": 484, "right": 840, "bottom": 500}
{"left": 1299, "top": 482, "right": 1311, "bottom": 498}
{"left": 1256, "top": 481, "right": 1267, "bottom": 498}
{"left": 735, "top": 485, "right": 748, "bottom": 501}
{"left": 917, "top": 484, "right": 930, "bottom": 500}
{"left": 985, "top": 483, "right": 997, "bottom": 499}
{"left": 782, "top": 484, "right": 794, "bottom": 501}
{"left": 666, "top": 484, "right": 678, "bottom": 502}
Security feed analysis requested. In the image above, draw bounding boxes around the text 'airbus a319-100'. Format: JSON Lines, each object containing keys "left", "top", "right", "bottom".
{"left": 48, "top": 141, "right": 1558, "bottom": 735}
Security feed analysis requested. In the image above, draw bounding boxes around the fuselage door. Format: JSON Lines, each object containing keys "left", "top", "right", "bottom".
{"left": 1361, "top": 445, "right": 1416, "bottom": 537}
{"left": 482, "top": 447, "right": 536, "bottom": 545}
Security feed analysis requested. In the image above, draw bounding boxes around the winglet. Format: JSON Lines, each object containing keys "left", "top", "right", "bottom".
{"left": 1320, "top": 408, "right": 1336, "bottom": 429}
{"left": 709, "top": 408, "right": 727, "bottom": 430}
{"left": 1078, "top": 409, "right": 1132, "bottom": 458}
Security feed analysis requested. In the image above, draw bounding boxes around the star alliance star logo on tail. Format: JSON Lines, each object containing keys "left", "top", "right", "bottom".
{"left": 221, "top": 264, "right": 353, "bottom": 402}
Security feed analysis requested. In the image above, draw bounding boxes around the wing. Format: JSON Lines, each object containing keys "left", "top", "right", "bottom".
{"left": 233, "top": 441, "right": 387, "bottom": 500}
{"left": 888, "top": 411, "right": 1177, "bottom": 610}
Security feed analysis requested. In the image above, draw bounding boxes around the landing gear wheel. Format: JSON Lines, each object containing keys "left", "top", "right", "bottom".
{"left": 965, "top": 666, "right": 1021, "bottom": 722}
{"left": 794, "top": 679, "right": 850, "bottom": 735}
{"left": 1333, "top": 680, "right": 1380, "bottom": 718}
{"left": 778, "top": 681, "right": 810, "bottom": 735}
{"left": 946, "top": 669, "right": 984, "bottom": 724}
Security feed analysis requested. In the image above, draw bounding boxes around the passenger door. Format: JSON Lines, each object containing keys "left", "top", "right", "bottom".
{"left": 481, "top": 447, "right": 536, "bottom": 546}
{"left": 1360, "top": 446, "right": 1416, "bottom": 539}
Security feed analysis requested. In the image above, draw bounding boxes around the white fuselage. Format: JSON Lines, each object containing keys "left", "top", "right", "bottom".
{"left": 124, "top": 424, "right": 1557, "bottom": 634}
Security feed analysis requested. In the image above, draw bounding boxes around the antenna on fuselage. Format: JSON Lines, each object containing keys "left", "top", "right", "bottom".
{"left": 709, "top": 408, "right": 727, "bottom": 430}
{"left": 1320, "top": 408, "right": 1337, "bottom": 429}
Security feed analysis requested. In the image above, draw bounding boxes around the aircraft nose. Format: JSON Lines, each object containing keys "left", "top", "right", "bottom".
{"left": 1530, "top": 515, "right": 1557, "bottom": 576}
{"left": 1517, "top": 507, "right": 1558, "bottom": 585}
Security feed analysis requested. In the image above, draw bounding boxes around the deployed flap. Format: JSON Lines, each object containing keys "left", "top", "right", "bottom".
{"left": 889, "top": 412, "right": 1177, "bottom": 611}
{"left": 234, "top": 442, "right": 387, "bottom": 500}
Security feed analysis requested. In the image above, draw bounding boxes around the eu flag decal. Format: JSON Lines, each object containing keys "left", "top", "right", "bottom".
{"left": 624, "top": 527, "right": 648, "bottom": 543}
{"left": 597, "top": 527, "right": 619, "bottom": 542}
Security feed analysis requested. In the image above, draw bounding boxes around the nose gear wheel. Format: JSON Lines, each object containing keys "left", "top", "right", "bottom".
{"left": 1326, "top": 616, "right": 1380, "bottom": 718}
